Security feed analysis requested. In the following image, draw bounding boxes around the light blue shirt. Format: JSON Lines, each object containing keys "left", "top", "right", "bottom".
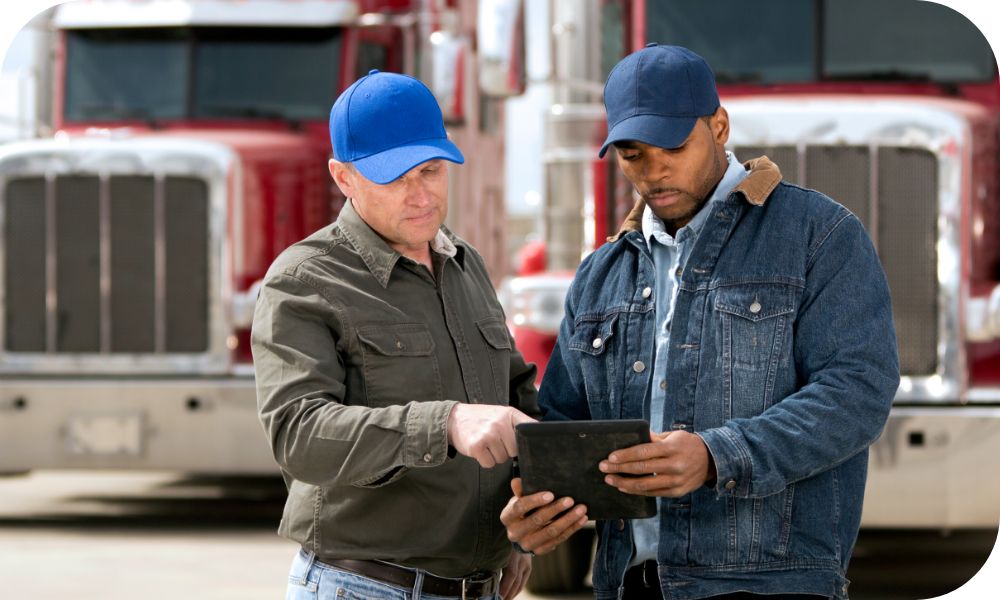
{"left": 630, "top": 151, "right": 748, "bottom": 566}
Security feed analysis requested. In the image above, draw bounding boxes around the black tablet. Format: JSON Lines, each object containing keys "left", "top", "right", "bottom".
{"left": 515, "top": 419, "right": 656, "bottom": 520}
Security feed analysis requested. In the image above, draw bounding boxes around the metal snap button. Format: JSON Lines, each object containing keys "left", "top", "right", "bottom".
{"left": 641, "top": 287, "right": 652, "bottom": 299}
{"left": 659, "top": 380, "right": 667, "bottom": 390}
{"left": 633, "top": 361, "right": 645, "bottom": 373}
{"left": 592, "top": 337, "right": 603, "bottom": 349}
{"left": 724, "top": 480, "right": 737, "bottom": 490}
{"left": 749, "top": 301, "right": 762, "bottom": 314}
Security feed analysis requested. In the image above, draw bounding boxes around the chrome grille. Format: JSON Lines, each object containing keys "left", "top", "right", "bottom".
{"left": 734, "top": 144, "right": 939, "bottom": 376}
{"left": 3, "top": 174, "right": 209, "bottom": 354}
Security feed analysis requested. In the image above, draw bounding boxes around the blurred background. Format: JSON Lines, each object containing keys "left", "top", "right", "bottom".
{"left": 1, "top": 1, "right": 999, "bottom": 598}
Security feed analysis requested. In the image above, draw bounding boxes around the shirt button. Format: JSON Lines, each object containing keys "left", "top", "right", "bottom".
{"left": 641, "top": 287, "right": 652, "bottom": 299}
{"left": 749, "top": 301, "right": 762, "bottom": 314}
{"left": 592, "top": 337, "right": 603, "bottom": 349}
{"left": 659, "top": 380, "right": 667, "bottom": 390}
{"left": 422, "top": 453, "right": 433, "bottom": 463}
{"left": 633, "top": 361, "right": 645, "bottom": 373}
{"left": 396, "top": 341, "right": 404, "bottom": 349}
{"left": 675, "top": 267, "right": 683, "bottom": 277}
{"left": 617, "top": 519, "right": 626, "bottom": 531}
{"left": 724, "top": 480, "right": 737, "bottom": 490}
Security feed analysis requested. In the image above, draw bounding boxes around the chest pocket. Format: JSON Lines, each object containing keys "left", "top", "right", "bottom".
{"left": 714, "top": 285, "right": 797, "bottom": 419}
{"left": 568, "top": 313, "right": 618, "bottom": 356}
{"left": 567, "top": 313, "right": 620, "bottom": 412}
{"left": 476, "top": 315, "right": 512, "bottom": 405}
{"left": 714, "top": 286, "right": 796, "bottom": 371}
{"left": 357, "top": 324, "right": 442, "bottom": 407}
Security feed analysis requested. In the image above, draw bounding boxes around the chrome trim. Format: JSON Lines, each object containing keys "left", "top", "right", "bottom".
{"left": 726, "top": 96, "right": 977, "bottom": 404}
{"left": 154, "top": 173, "right": 167, "bottom": 354}
{"left": 45, "top": 171, "right": 56, "bottom": 352}
{"left": 0, "top": 136, "right": 236, "bottom": 375}
{"left": 99, "top": 173, "right": 111, "bottom": 353}
{"left": 867, "top": 142, "right": 879, "bottom": 249}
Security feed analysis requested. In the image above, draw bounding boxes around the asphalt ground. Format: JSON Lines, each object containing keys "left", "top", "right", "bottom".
{"left": 0, "top": 471, "right": 995, "bottom": 600}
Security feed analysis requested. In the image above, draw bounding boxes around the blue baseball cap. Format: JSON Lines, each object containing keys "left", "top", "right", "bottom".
{"left": 330, "top": 70, "right": 464, "bottom": 184}
{"left": 599, "top": 44, "right": 720, "bottom": 158}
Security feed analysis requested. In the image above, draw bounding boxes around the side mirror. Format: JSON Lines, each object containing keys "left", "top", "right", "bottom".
{"left": 476, "top": 0, "right": 526, "bottom": 97}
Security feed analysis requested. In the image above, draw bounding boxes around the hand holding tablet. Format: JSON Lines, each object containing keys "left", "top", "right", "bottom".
{"left": 514, "top": 420, "right": 656, "bottom": 520}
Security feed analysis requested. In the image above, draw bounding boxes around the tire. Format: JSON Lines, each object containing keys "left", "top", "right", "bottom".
{"left": 525, "top": 527, "right": 596, "bottom": 594}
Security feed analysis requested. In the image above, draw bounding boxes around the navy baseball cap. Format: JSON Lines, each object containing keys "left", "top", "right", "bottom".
{"left": 330, "top": 70, "right": 464, "bottom": 184}
{"left": 599, "top": 44, "right": 720, "bottom": 158}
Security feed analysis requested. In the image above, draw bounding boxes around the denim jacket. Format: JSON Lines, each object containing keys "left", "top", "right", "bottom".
{"left": 538, "top": 157, "right": 899, "bottom": 600}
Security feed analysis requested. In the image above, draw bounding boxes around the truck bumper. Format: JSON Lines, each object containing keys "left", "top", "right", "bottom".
{"left": 0, "top": 376, "right": 278, "bottom": 474}
{"left": 863, "top": 406, "right": 1000, "bottom": 528}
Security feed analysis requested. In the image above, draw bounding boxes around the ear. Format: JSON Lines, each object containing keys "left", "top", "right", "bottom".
{"left": 329, "top": 159, "right": 356, "bottom": 198}
{"left": 710, "top": 107, "right": 730, "bottom": 146}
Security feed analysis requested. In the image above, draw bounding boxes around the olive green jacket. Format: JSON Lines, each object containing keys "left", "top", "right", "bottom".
{"left": 252, "top": 200, "right": 538, "bottom": 577}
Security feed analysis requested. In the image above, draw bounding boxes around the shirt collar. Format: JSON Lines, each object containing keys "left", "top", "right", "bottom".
{"left": 642, "top": 151, "right": 748, "bottom": 248}
{"left": 337, "top": 199, "right": 459, "bottom": 288}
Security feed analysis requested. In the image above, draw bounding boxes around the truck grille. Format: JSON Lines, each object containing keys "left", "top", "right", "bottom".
{"left": 734, "top": 145, "right": 938, "bottom": 376}
{"left": 3, "top": 174, "right": 209, "bottom": 354}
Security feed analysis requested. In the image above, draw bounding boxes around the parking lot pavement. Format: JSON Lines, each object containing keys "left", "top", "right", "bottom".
{"left": 0, "top": 471, "right": 995, "bottom": 600}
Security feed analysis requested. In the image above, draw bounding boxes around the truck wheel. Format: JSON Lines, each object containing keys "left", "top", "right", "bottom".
{"left": 525, "top": 527, "right": 596, "bottom": 594}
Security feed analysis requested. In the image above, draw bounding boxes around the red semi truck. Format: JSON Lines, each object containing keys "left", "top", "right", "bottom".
{"left": 505, "top": 0, "right": 1000, "bottom": 539}
{"left": 0, "top": 0, "right": 524, "bottom": 474}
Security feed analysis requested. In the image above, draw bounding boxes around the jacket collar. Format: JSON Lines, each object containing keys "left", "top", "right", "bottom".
{"left": 608, "top": 155, "right": 782, "bottom": 242}
{"left": 336, "top": 199, "right": 465, "bottom": 288}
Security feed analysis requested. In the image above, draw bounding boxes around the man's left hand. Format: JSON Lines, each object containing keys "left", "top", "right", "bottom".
{"left": 599, "top": 430, "right": 714, "bottom": 497}
{"left": 499, "top": 548, "right": 531, "bottom": 600}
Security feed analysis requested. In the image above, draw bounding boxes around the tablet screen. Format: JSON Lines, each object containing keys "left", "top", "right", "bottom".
{"left": 515, "top": 419, "right": 656, "bottom": 520}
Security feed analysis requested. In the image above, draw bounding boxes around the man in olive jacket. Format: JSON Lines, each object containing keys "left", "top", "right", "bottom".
{"left": 252, "top": 70, "right": 538, "bottom": 600}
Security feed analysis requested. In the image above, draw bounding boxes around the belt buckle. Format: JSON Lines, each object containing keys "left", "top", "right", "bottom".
{"left": 461, "top": 572, "right": 496, "bottom": 599}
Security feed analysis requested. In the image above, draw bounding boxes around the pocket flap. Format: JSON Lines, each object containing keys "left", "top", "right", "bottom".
{"left": 357, "top": 324, "right": 435, "bottom": 356}
{"left": 714, "top": 287, "right": 795, "bottom": 322}
{"left": 476, "top": 316, "right": 512, "bottom": 350}
{"left": 568, "top": 313, "right": 618, "bottom": 355}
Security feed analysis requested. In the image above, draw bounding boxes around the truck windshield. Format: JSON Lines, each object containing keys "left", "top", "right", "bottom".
{"left": 644, "top": 0, "right": 995, "bottom": 84}
{"left": 65, "top": 27, "right": 342, "bottom": 123}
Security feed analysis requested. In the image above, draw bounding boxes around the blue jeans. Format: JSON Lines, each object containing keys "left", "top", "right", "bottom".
{"left": 286, "top": 550, "right": 501, "bottom": 600}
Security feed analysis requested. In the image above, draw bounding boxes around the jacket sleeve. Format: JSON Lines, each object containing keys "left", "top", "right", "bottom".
{"left": 698, "top": 212, "right": 900, "bottom": 498}
{"left": 252, "top": 272, "right": 456, "bottom": 488}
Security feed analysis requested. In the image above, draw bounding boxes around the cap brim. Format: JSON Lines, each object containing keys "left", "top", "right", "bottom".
{"left": 353, "top": 138, "right": 465, "bottom": 185}
{"left": 598, "top": 114, "right": 698, "bottom": 158}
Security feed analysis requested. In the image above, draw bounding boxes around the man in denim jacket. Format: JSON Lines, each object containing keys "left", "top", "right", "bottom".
{"left": 502, "top": 45, "right": 899, "bottom": 599}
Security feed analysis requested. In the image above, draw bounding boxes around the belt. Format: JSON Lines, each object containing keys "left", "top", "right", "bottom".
{"left": 320, "top": 558, "right": 499, "bottom": 599}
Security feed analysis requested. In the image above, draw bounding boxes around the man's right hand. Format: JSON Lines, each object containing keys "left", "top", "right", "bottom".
{"left": 447, "top": 404, "right": 535, "bottom": 468}
{"left": 501, "top": 478, "right": 588, "bottom": 555}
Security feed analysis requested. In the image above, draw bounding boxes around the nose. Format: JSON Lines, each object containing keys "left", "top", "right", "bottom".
{"left": 641, "top": 151, "right": 671, "bottom": 182}
{"left": 404, "top": 177, "right": 433, "bottom": 207}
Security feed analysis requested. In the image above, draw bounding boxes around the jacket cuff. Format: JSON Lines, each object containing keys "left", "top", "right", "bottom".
{"left": 404, "top": 400, "right": 457, "bottom": 468}
{"left": 697, "top": 427, "right": 752, "bottom": 497}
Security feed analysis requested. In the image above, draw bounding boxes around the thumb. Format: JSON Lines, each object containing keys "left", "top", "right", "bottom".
{"left": 509, "top": 408, "right": 536, "bottom": 426}
{"left": 511, "top": 477, "right": 523, "bottom": 497}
